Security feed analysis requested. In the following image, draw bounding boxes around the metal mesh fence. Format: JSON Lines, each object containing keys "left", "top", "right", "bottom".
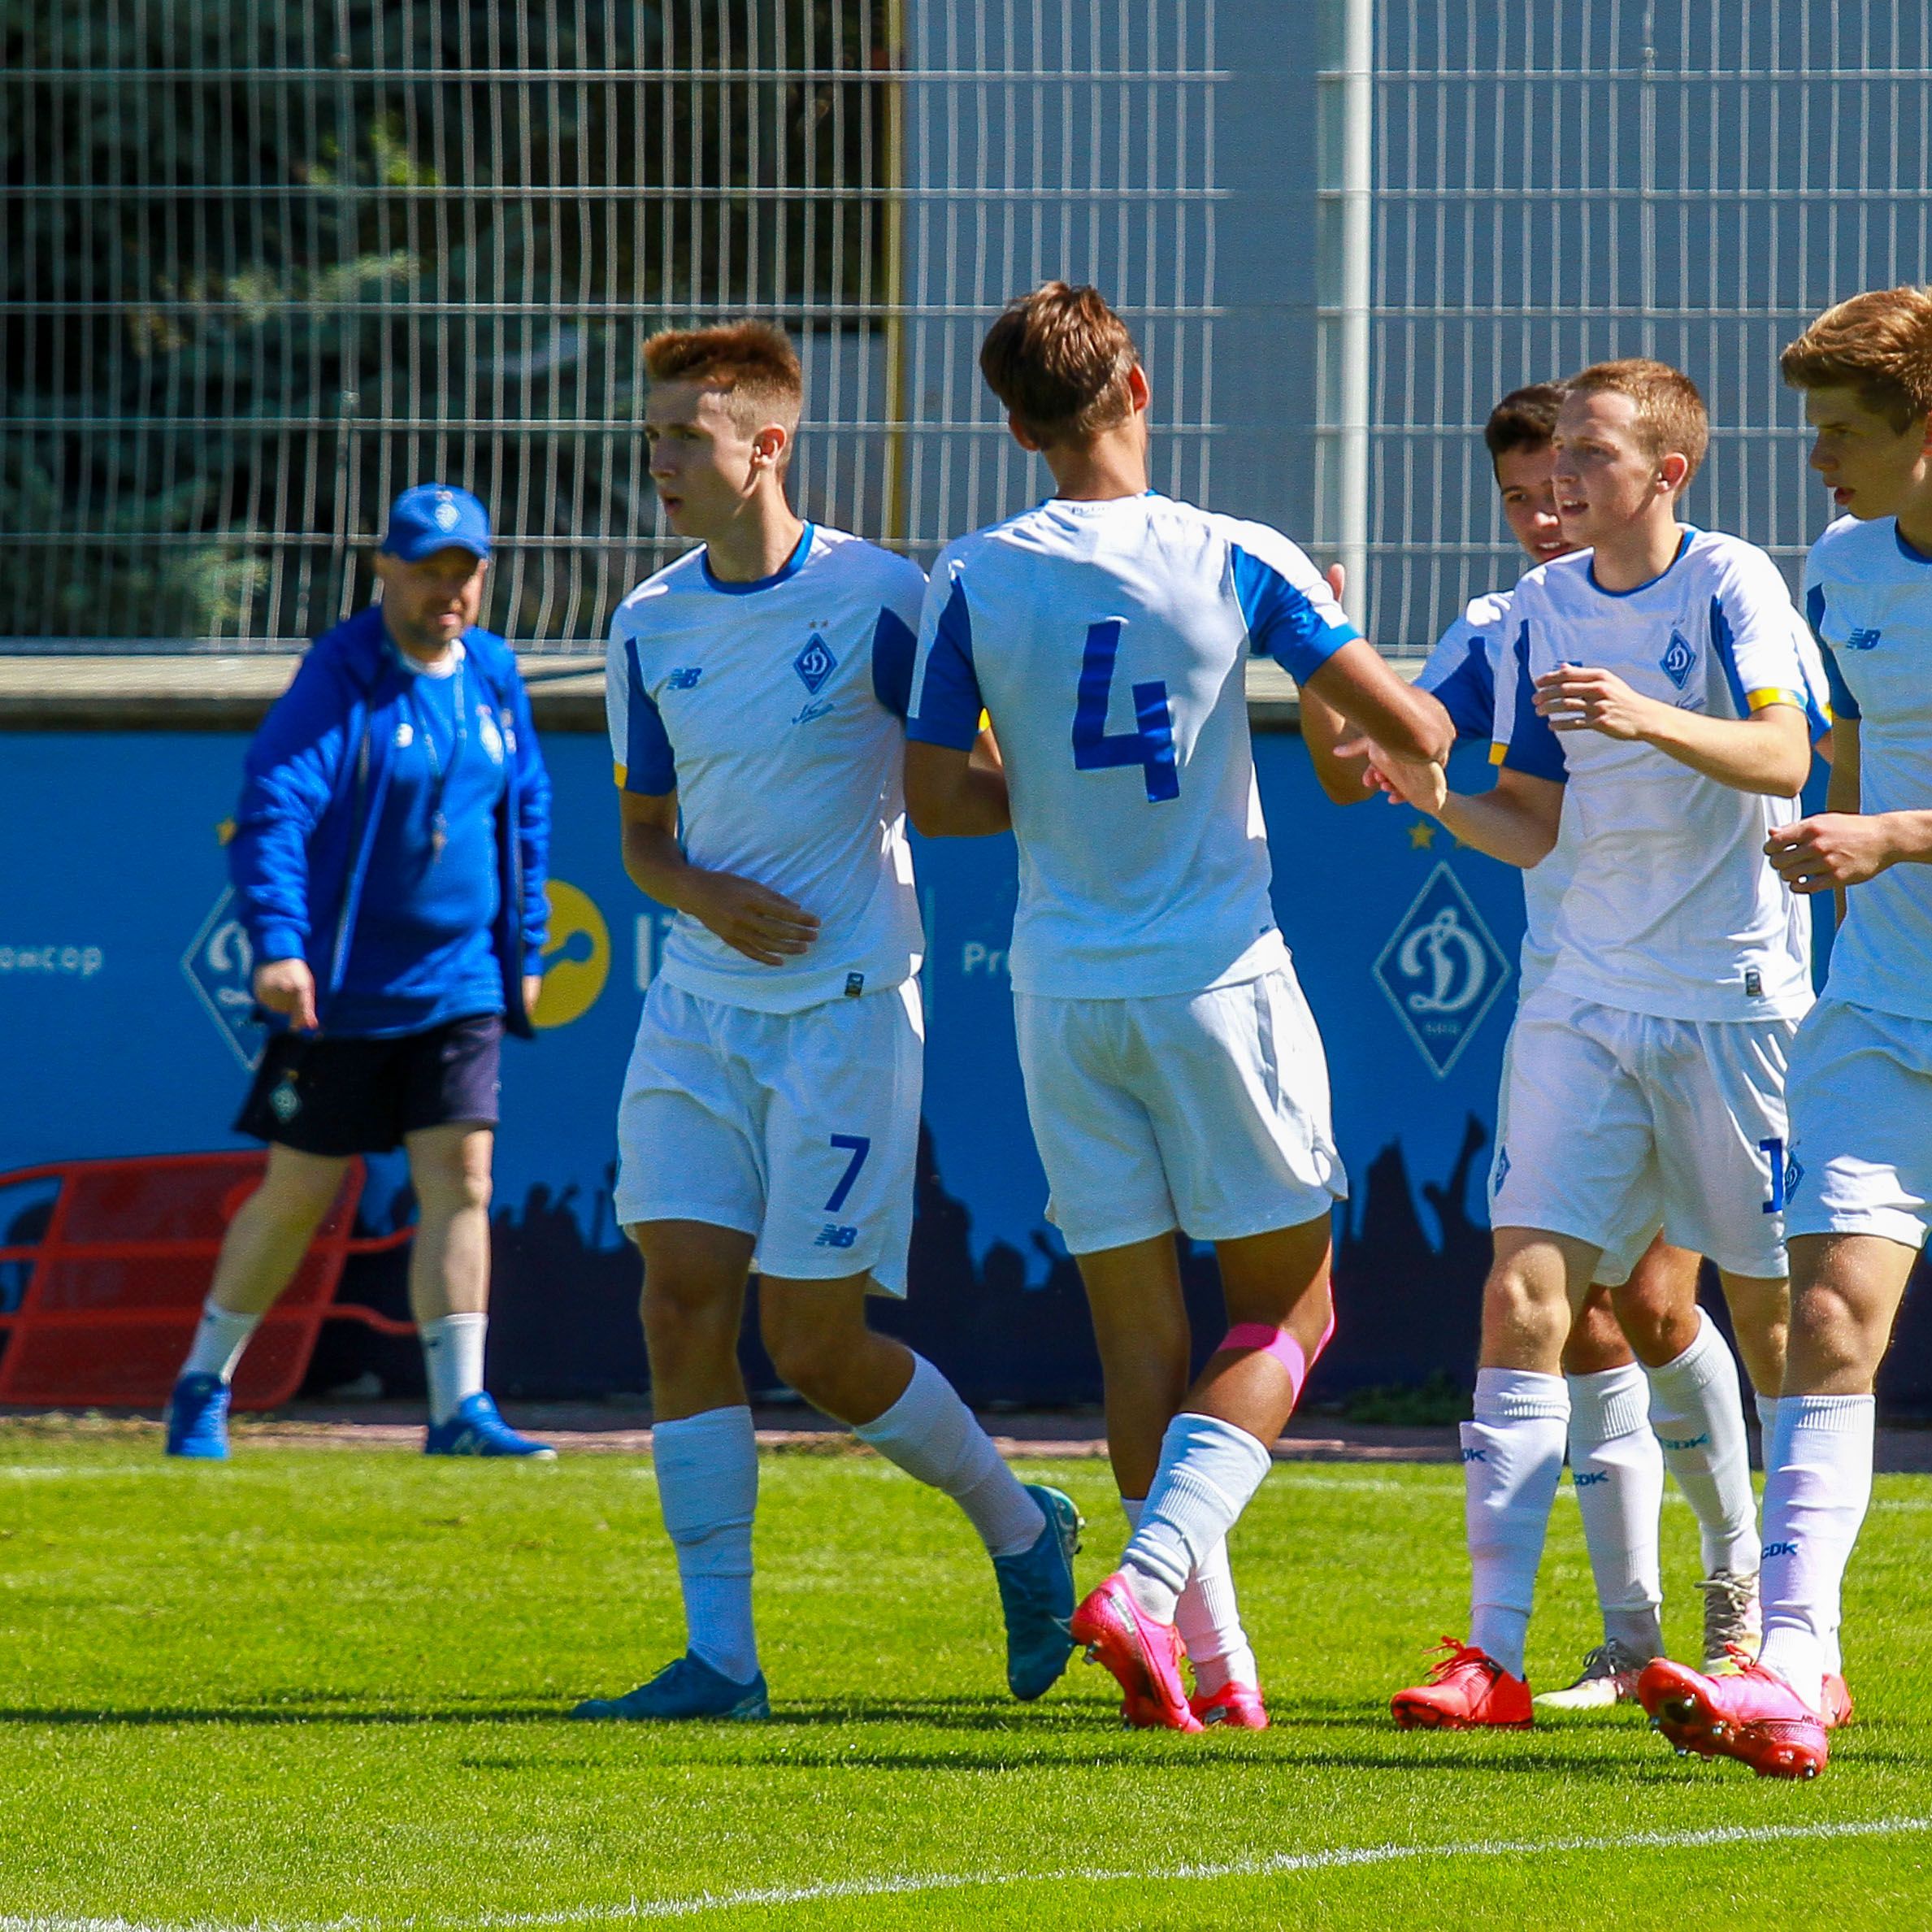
{"left": 1370, "top": 0, "right": 1932, "bottom": 651}
{"left": 1, "top": 0, "right": 1222, "bottom": 653}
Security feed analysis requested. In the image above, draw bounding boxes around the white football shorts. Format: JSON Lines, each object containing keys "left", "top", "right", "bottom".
{"left": 614, "top": 975, "right": 922, "bottom": 1295}
{"left": 1491, "top": 1004, "right": 1655, "bottom": 1289}
{"left": 1014, "top": 964, "right": 1347, "bottom": 1256}
{"left": 1492, "top": 987, "right": 1796, "bottom": 1281}
{"left": 1784, "top": 997, "right": 1932, "bottom": 1251}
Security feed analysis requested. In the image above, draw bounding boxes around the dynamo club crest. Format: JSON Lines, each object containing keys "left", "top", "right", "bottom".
{"left": 1372, "top": 862, "right": 1510, "bottom": 1077}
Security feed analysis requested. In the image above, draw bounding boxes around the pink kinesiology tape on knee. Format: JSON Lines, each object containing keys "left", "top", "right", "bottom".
{"left": 1222, "top": 1311, "right": 1336, "bottom": 1403}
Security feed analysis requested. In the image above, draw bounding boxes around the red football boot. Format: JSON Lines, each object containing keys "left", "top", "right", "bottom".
{"left": 1637, "top": 1655, "right": 1830, "bottom": 1778}
{"left": 1190, "top": 1681, "right": 1270, "bottom": 1730}
{"left": 1391, "top": 1639, "right": 1533, "bottom": 1730}
{"left": 1821, "top": 1672, "right": 1855, "bottom": 1730}
{"left": 1070, "top": 1572, "right": 1202, "bottom": 1732}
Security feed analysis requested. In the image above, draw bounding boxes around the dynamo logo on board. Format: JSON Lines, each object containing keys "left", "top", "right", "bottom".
{"left": 181, "top": 886, "right": 267, "bottom": 1070}
{"left": 1372, "top": 862, "right": 1510, "bottom": 1078}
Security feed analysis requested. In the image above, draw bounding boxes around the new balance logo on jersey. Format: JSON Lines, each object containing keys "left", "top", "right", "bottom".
{"left": 814, "top": 1223, "right": 858, "bottom": 1249}
{"left": 1573, "top": 1470, "right": 1609, "bottom": 1487}
{"left": 1661, "top": 628, "right": 1697, "bottom": 688}
{"left": 1764, "top": 1540, "right": 1799, "bottom": 1559}
{"left": 793, "top": 637, "right": 838, "bottom": 694}
{"left": 1845, "top": 627, "right": 1882, "bottom": 650}
{"left": 666, "top": 666, "right": 703, "bottom": 689}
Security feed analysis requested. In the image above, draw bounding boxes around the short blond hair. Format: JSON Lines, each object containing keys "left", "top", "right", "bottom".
{"left": 1565, "top": 358, "right": 1709, "bottom": 486}
{"left": 642, "top": 320, "right": 803, "bottom": 439}
{"left": 1781, "top": 288, "right": 1932, "bottom": 430}
{"left": 979, "top": 282, "right": 1140, "bottom": 446}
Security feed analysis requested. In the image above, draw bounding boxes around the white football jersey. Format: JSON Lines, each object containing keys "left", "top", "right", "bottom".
{"left": 1804, "top": 514, "right": 1932, "bottom": 1022}
{"left": 606, "top": 524, "right": 927, "bottom": 1014}
{"left": 1491, "top": 528, "right": 1830, "bottom": 1023}
{"left": 1417, "top": 588, "right": 1574, "bottom": 998}
{"left": 907, "top": 493, "right": 1359, "bottom": 998}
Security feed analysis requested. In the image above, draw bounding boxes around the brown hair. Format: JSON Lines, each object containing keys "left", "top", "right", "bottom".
{"left": 1780, "top": 287, "right": 1932, "bottom": 431}
{"left": 1565, "top": 358, "right": 1709, "bottom": 486}
{"left": 642, "top": 320, "right": 804, "bottom": 439}
{"left": 979, "top": 282, "right": 1140, "bottom": 445}
{"left": 1484, "top": 384, "right": 1565, "bottom": 466}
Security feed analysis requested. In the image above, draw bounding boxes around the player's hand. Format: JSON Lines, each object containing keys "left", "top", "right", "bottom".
{"left": 1325, "top": 563, "right": 1347, "bottom": 607}
{"left": 685, "top": 871, "right": 821, "bottom": 966}
{"left": 1339, "top": 735, "right": 1449, "bottom": 814}
{"left": 1533, "top": 664, "right": 1663, "bottom": 740}
{"left": 1765, "top": 813, "right": 1898, "bottom": 892}
{"left": 254, "top": 957, "right": 319, "bottom": 1032}
{"left": 523, "top": 972, "right": 545, "bottom": 1021}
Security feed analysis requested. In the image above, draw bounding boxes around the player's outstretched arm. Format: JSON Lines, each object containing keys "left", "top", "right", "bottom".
{"left": 1534, "top": 666, "right": 1813, "bottom": 797}
{"left": 1366, "top": 752, "right": 1563, "bottom": 870}
{"left": 1302, "top": 639, "right": 1457, "bottom": 768}
{"left": 618, "top": 789, "right": 820, "bottom": 966}
{"left": 1300, "top": 682, "right": 1378, "bottom": 804}
{"left": 903, "top": 738, "right": 1012, "bottom": 837}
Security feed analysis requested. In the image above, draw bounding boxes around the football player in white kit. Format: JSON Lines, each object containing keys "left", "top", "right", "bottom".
{"left": 904, "top": 283, "right": 1454, "bottom": 1730}
{"left": 1308, "top": 385, "right": 1750, "bottom": 1711}
{"left": 574, "top": 323, "right": 1080, "bottom": 1724}
{"left": 1365, "top": 360, "right": 1830, "bottom": 1730}
{"left": 1641, "top": 289, "right": 1932, "bottom": 1775}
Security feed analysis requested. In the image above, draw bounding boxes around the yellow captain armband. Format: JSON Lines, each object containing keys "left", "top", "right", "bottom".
{"left": 613, "top": 762, "right": 627, "bottom": 788}
{"left": 979, "top": 709, "right": 991, "bottom": 732}
{"left": 1746, "top": 688, "right": 1807, "bottom": 714}
{"left": 1488, "top": 740, "right": 1509, "bottom": 765}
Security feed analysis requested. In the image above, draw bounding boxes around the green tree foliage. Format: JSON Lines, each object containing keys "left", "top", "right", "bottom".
{"left": 1, "top": 1, "right": 888, "bottom": 646}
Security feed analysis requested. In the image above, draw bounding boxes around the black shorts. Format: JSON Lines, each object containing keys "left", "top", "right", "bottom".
{"left": 236, "top": 1012, "right": 504, "bottom": 1157}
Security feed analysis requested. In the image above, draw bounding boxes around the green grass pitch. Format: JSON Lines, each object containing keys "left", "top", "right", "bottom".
{"left": 2, "top": 1426, "right": 1930, "bottom": 1930}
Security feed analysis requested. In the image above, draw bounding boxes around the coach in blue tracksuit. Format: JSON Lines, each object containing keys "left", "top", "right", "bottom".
{"left": 163, "top": 484, "right": 557, "bottom": 1461}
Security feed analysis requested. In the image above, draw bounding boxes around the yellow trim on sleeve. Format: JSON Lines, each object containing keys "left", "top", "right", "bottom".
{"left": 1488, "top": 740, "right": 1509, "bottom": 765}
{"left": 1746, "top": 688, "right": 1806, "bottom": 713}
{"left": 614, "top": 762, "right": 627, "bottom": 787}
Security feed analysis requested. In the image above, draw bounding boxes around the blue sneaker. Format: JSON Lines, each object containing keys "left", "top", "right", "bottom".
{"left": 423, "top": 1391, "right": 557, "bottom": 1460}
{"left": 992, "top": 1482, "right": 1083, "bottom": 1700}
{"left": 571, "top": 1653, "right": 771, "bottom": 1722}
{"left": 163, "top": 1371, "right": 231, "bottom": 1460}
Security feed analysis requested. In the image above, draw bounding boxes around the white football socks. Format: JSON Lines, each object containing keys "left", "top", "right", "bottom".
{"left": 852, "top": 1353, "right": 1044, "bottom": 1559}
{"left": 1757, "top": 1394, "right": 1874, "bottom": 1714}
{"left": 1644, "top": 1309, "right": 1758, "bottom": 1578}
{"left": 419, "top": 1312, "right": 488, "bottom": 1426}
{"left": 1120, "top": 1413, "right": 1273, "bottom": 1625}
{"left": 1464, "top": 1366, "right": 1569, "bottom": 1681}
{"left": 654, "top": 1404, "right": 760, "bottom": 1685}
{"left": 180, "top": 1300, "right": 261, "bottom": 1383}
{"left": 1120, "top": 1495, "right": 1259, "bottom": 1694}
{"left": 1565, "top": 1361, "right": 1665, "bottom": 1658}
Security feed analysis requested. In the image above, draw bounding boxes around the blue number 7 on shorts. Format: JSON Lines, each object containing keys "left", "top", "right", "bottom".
{"left": 826, "top": 1135, "right": 871, "bottom": 1213}
{"left": 1072, "top": 619, "right": 1179, "bottom": 802}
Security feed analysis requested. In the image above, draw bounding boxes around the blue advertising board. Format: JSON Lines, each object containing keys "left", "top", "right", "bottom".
{"left": 4, "top": 725, "right": 1921, "bottom": 1409}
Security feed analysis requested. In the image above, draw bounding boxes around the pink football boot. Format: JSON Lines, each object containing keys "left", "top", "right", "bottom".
{"left": 1637, "top": 1655, "right": 1830, "bottom": 1778}
{"left": 1391, "top": 1639, "right": 1533, "bottom": 1730}
{"left": 1070, "top": 1572, "right": 1202, "bottom": 1732}
{"left": 1190, "top": 1681, "right": 1270, "bottom": 1730}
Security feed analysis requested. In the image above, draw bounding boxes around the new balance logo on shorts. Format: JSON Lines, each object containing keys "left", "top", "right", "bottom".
{"left": 815, "top": 1223, "right": 858, "bottom": 1249}
{"left": 667, "top": 666, "right": 703, "bottom": 689}
{"left": 1845, "top": 627, "right": 1882, "bottom": 649}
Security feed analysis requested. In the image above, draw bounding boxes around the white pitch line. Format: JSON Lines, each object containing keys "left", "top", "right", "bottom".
{"left": 11, "top": 1813, "right": 1925, "bottom": 1932}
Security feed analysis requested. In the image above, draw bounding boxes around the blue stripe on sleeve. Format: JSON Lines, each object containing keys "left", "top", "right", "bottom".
{"left": 1228, "top": 541, "right": 1359, "bottom": 682}
{"left": 1807, "top": 584, "right": 1861, "bottom": 721}
{"left": 1707, "top": 596, "right": 1752, "bottom": 717}
{"left": 905, "top": 574, "right": 984, "bottom": 751}
{"left": 1499, "top": 621, "right": 1567, "bottom": 782}
{"left": 1418, "top": 636, "right": 1496, "bottom": 740}
{"left": 870, "top": 606, "right": 918, "bottom": 720}
{"left": 622, "top": 637, "right": 677, "bottom": 793}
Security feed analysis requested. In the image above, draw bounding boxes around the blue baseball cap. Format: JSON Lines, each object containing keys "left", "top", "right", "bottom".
{"left": 380, "top": 484, "right": 492, "bottom": 562}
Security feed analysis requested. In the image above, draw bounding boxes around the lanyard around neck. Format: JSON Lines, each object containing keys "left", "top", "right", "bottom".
{"left": 396, "top": 644, "right": 468, "bottom": 858}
